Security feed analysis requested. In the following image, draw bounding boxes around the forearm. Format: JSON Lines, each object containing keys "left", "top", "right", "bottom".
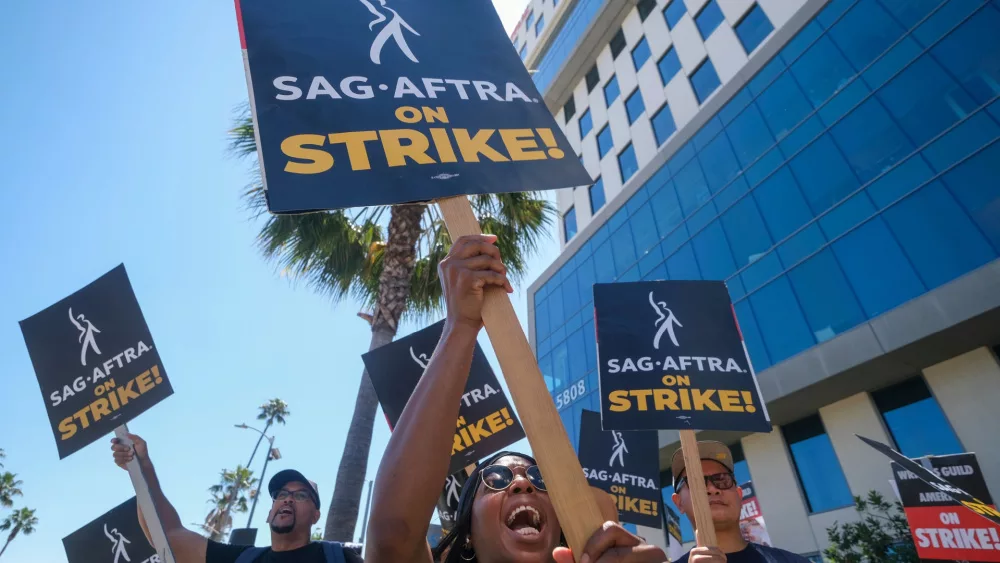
{"left": 367, "top": 322, "right": 478, "bottom": 561}
{"left": 135, "top": 457, "right": 207, "bottom": 563}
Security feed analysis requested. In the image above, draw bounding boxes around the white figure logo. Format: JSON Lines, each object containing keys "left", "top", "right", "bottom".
{"left": 609, "top": 431, "right": 629, "bottom": 468}
{"left": 648, "top": 291, "right": 682, "bottom": 350}
{"left": 445, "top": 475, "right": 461, "bottom": 507}
{"left": 104, "top": 524, "right": 132, "bottom": 563}
{"left": 69, "top": 308, "right": 102, "bottom": 366}
{"left": 358, "top": 0, "right": 420, "bottom": 65}
{"left": 410, "top": 347, "right": 429, "bottom": 369}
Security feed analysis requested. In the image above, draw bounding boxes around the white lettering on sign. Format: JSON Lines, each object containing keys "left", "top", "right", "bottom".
{"left": 740, "top": 500, "right": 761, "bottom": 520}
{"left": 272, "top": 76, "right": 538, "bottom": 104}
{"left": 605, "top": 356, "right": 743, "bottom": 374}
{"left": 915, "top": 527, "right": 1000, "bottom": 550}
{"left": 581, "top": 468, "right": 658, "bottom": 489}
{"left": 921, "top": 491, "right": 954, "bottom": 503}
{"left": 460, "top": 383, "right": 498, "bottom": 407}
{"left": 48, "top": 341, "right": 153, "bottom": 406}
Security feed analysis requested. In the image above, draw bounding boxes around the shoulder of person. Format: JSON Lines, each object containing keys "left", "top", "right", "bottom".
{"left": 673, "top": 552, "right": 691, "bottom": 563}
{"left": 751, "top": 543, "right": 812, "bottom": 563}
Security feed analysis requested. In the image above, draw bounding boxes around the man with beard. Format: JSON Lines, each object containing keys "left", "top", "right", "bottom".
{"left": 111, "top": 434, "right": 362, "bottom": 563}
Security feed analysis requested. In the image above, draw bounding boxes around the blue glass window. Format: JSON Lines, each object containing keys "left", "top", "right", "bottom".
{"left": 674, "top": 157, "right": 711, "bottom": 215}
{"left": 691, "top": 58, "right": 722, "bottom": 103}
{"left": 637, "top": 0, "right": 657, "bottom": 21}
{"left": 535, "top": 14, "right": 545, "bottom": 36}
{"left": 749, "top": 276, "right": 815, "bottom": 362}
{"left": 755, "top": 72, "right": 812, "bottom": 143}
{"left": 731, "top": 443, "right": 752, "bottom": 484}
{"left": 788, "top": 135, "right": 860, "bottom": 215}
{"left": 658, "top": 47, "right": 682, "bottom": 85}
{"left": 942, "top": 140, "right": 1000, "bottom": 250}
{"left": 526, "top": 11, "right": 535, "bottom": 31}
{"left": 784, "top": 415, "right": 854, "bottom": 513}
{"left": 791, "top": 36, "right": 855, "bottom": 108}
{"left": 727, "top": 104, "right": 774, "bottom": 168}
{"left": 753, "top": 167, "right": 813, "bottom": 241}
{"left": 567, "top": 329, "right": 586, "bottom": 380}
{"left": 577, "top": 257, "right": 597, "bottom": 307}
{"left": 630, "top": 203, "right": 660, "bottom": 255}
{"left": 589, "top": 178, "right": 606, "bottom": 213}
{"left": 563, "top": 207, "right": 578, "bottom": 241}
{"left": 597, "top": 125, "right": 614, "bottom": 159}
{"left": 735, "top": 301, "right": 771, "bottom": 370}
{"left": 736, "top": 4, "right": 774, "bottom": 53}
{"left": 611, "top": 225, "right": 637, "bottom": 272}
{"left": 699, "top": 134, "right": 741, "bottom": 195}
{"left": 582, "top": 319, "right": 597, "bottom": 372}
{"left": 832, "top": 217, "right": 925, "bottom": 318}
{"left": 931, "top": 7, "right": 1000, "bottom": 106}
{"left": 519, "top": 44, "right": 527, "bottom": 60}
{"left": 625, "top": 89, "right": 645, "bottom": 124}
{"left": 605, "top": 75, "right": 621, "bottom": 106}
{"left": 663, "top": 0, "right": 686, "bottom": 30}
{"left": 721, "top": 197, "right": 773, "bottom": 268}
{"left": 786, "top": 250, "right": 865, "bottom": 343}
{"left": 873, "top": 378, "right": 963, "bottom": 458}
{"left": 827, "top": 1, "right": 904, "bottom": 72}
{"left": 618, "top": 143, "right": 639, "bottom": 183}
{"left": 695, "top": 0, "right": 725, "bottom": 40}
{"left": 881, "top": 182, "right": 996, "bottom": 290}
{"left": 877, "top": 54, "right": 971, "bottom": 146}
{"left": 579, "top": 109, "right": 593, "bottom": 138}
{"left": 830, "top": 98, "right": 913, "bottom": 183}
{"left": 632, "top": 37, "right": 652, "bottom": 70}
{"left": 693, "top": 222, "right": 737, "bottom": 280}
{"left": 667, "top": 243, "right": 702, "bottom": 280}
{"left": 651, "top": 104, "right": 677, "bottom": 145}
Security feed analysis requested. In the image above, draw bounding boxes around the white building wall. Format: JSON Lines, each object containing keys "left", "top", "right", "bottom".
{"left": 923, "top": 347, "right": 1000, "bottom": 500}
{"left": 818, "top": 392, "right": 897, "bottom": 501}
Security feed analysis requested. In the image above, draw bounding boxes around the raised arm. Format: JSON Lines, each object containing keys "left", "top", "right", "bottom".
{"left": 112, "top": 434, "right": 209, "bottom": 563}
{"left": 365, "top": 235, "right": 513, "bottom": 563}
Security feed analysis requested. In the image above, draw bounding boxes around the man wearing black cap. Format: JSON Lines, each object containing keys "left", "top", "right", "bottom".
{"left": 111, "top": 433, "right": 363, "bottom": 563}
{"left": 669, "top": 440, "right": 809, "bottom": 563}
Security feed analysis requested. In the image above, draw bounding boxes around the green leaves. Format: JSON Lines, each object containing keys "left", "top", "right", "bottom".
{"left": 825, "top": 491, "right": 918, "bottom": 563}
{"left": 257, "top": 398, "right": 291, "bottom": 426}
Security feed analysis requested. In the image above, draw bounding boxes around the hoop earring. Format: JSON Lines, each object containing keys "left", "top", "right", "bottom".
{"left": 461, "top": 538, "right": 476, "bottom": 561}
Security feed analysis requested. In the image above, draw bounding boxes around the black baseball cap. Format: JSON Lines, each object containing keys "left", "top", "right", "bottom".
{"left": 268, "top": 469, "right": 321, "bottom": 507}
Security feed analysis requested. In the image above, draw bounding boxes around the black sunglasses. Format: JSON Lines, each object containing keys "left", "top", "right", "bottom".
{"left": 677, "top": 472, "right": 736, "bottom": 491}
{"left": 481, "top": 464, "right": 547, "bottom": 492}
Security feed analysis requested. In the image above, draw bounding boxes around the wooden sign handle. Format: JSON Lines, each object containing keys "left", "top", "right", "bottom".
{"left": 678, "top": 430, "right": 717, "bottom": 546}
{"left": 115, "top": 425, "right": 176, "bottom": 563}
{"left": 437, "top": 196, "right": 603, "bottom": 560}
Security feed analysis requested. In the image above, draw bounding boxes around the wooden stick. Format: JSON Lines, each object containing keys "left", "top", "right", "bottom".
{"left": 438, "top": 196, "right": 602, "bottom": 560}
{"left": 115, "top": 425, "right": 176, "bottom": 563}
{"left": 678, "top": 430, "right": 717, "bottom": 546}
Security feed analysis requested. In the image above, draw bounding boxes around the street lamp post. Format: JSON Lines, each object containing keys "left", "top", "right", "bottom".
{"left": 234, "top": 424, "right": 277, "bottom": 529}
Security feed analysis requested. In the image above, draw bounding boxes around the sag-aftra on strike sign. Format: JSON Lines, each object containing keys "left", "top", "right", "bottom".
{"left": 594, "top": 281, "right": 771, "bottom": 432}
{"left": 235, "top": 0, "right": 589, "bottom": 213}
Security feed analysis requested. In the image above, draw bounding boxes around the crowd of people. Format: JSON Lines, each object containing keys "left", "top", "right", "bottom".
{"left": 109, "top": 235, "right": 807, "bottom": 563}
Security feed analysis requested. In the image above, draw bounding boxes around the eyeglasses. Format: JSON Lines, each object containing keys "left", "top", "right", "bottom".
{"left": 274, "top": 489, "right": 313, "bottom": 503}
{"left": 481, "top": 465, "right": 547, "bottom": 492}
{"left": 677, "top": 472, "right": 736, "bottom": 491}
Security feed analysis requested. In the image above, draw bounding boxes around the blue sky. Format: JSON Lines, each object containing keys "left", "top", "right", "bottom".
{"left": 0, "top": 1, "right": 547, "bottom": 561}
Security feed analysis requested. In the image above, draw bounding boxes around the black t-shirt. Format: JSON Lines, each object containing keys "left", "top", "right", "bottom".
{"left": 675, "top": 543, "right": 811, "bottom": 563}
{"left": 205, "top": 540, "right": 363, "bottom": 563}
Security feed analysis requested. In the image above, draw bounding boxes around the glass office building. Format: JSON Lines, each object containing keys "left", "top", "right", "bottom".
{"left": 513, "top": 0, "right": 1000, "bottom": 554}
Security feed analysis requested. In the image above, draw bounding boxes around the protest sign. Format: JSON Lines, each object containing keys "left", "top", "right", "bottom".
{"left": 19, "top": 265, "right": 173, "bottom": 459}
{"left": 363, "top": 320, "right": 525, "bottom": 473}
{"left": 860, "top": 435, "right": 1000, "bottom": 528}
{"left": 437, "top": 470, "right": 469, "bottom": 534}
{"left": 594, "top": 280, "right": 770, "bottom": 432}
{"left": 577, "top": 410, "right": 661, "bottom": 527}
{"left": 663, "top": 504, "right": 686, "bottom": 560}
{"left": 892, "top": 452, "right": 1000, "bottom": 561}
{"left": 234, "top": 0, "right": 589, "bottom": 214}
{"left": 63, "top": 496, "right": 160, "bottom": 563}
{"left": 738, "top": 481, "right": 772, "bottom": 546}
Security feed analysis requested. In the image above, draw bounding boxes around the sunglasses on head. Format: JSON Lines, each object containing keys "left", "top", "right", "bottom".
{"left": 481, "top": 464, "right": 547, "bottom": 492}
{"left": 677, "top": 472, "right": 736, "bottom": 491}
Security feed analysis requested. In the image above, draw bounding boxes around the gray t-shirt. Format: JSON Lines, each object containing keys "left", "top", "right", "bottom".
{"left": 675, "top": 543, "right": 812, "bottom": 563}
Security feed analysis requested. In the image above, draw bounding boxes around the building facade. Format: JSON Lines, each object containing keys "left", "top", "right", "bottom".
{"left": 515, "top": 0, "right": 1000, "bottom": 555}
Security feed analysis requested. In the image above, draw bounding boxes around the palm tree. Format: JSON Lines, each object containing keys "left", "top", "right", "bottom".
{"left": 0, "top": 474, "right": 23, "bottom": 509}
{"left": 0, "top": 449, "right": 5, "bottom": 469}
{"left": 0, "top": 507, "right": 38, "bottom": 559}
{"left": 248, "top": 398, "right": 290, "bottom": 468}
{"left": 204, "top": 466, "right": 256, "bottom": 541}
{"left": 229, "top": 107, "right": 553, "bottom": 541}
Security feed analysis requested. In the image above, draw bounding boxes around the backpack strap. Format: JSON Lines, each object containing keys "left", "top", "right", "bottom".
{"left": 234, "top": 547, "right": 270, "bottom": 563}
{"left": 320, "top": 541, "right": 346, "bottom": 563}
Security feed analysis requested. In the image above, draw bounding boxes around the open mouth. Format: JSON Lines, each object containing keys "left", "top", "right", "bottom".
{"left": 504, "top": 504, "right": 544, "bottom": 538}
{"left": 276, "top": 507, "right": 294, "bottom": 518}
